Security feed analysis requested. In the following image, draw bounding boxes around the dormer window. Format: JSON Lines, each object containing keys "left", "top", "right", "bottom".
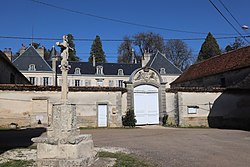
{"left": 118, "top": 69, "right": 124, "bottom": 76}
{"left": 74, "top": 68, "right": 81, "bottom": 75}
{"left": 96, "top": 66, "right": 103, "bottom": 75}
{"left": 28, "top": 64, "right": 36, "bottom": 71}
{"left": 160, "top": 68, "right": 166, "bottom": 74}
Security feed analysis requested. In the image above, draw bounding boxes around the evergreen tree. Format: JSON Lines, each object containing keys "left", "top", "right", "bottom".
{"left": 122, "top": 108, "right": 137, "bottom": 127}
{"left": 67, "top": 34, "right": 80, "bottom": 61}
{"left": 197, "top": 32, "right": 221, "bottom": 62}
{"left": 89, "top": 35, "right": 106, "bottom": 63}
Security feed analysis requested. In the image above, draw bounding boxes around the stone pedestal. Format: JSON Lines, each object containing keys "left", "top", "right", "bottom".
{"left": 32, "top": 104, "right": 96, "bottom": 167}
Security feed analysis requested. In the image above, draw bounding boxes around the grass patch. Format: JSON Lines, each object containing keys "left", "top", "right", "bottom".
{"left": 99, "top": 151, "right": 154, "bottom": 167}
{"left": 0, "top": 160, "right": 34, "bottom": 167}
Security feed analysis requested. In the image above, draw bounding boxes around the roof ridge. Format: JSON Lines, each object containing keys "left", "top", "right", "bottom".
{"left": 13, "top": 46, "right": 53, "bottom": 71}
{"left": 172, "top": 45, "right": 250, "bottom": 85}
{"left": 194, "top": 45, "right": 250, "bottom": 65}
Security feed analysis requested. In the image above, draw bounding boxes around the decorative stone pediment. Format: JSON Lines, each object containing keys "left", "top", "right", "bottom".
{"left": 133, "top": 68, "right": 160, "bottom": 83}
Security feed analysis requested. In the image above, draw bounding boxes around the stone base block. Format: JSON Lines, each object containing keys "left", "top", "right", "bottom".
{"left": 33, "top": 134, "right": 96, "bottom": 167}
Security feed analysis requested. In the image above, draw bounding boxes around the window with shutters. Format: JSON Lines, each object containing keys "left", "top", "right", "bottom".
{"left": 43, "top": 77, "right": 49, "bottom": 86}
{"left": 118, "top": 80, "right": 123, "bottom": 87}
{"left": 75, "top": 80, "right": 80, "bottom": 86}
{"left": 29, "top": 77, "right": 35, "bottom": 85}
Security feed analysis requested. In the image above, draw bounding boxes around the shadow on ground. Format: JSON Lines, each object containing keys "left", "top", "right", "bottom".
{"left": 0, "top": 127, "right": 46, "bottom": 154}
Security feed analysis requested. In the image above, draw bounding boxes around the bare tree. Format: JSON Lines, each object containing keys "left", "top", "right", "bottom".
{"left": 133, "top": 32, "right": 164, "bottom": 55}
{"left": 165, "top": 39, "right": 193, "bottom": 71}
{"left": 117, "top": 36, "right": 133, "bottom": 63}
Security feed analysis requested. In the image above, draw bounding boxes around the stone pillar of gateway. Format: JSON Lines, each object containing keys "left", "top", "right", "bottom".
{"left": 125, "top": 67, "right": 167, "bottom": 125}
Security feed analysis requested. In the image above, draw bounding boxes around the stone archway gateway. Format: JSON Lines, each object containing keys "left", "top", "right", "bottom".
{"left": 134, "top": 85, "right": 159, "bottom": 125}
{"left": 126, "top": 67, "right": 167, "bottom": 126}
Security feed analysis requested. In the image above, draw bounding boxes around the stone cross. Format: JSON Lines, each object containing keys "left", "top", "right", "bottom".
{"left": 32, "top": 35, "right": 96, "bottom": 166}
{"left": 56, "top": 35, "right": 73, "bottom": 104}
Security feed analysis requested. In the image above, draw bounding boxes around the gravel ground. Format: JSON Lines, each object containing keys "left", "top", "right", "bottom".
{"left": 81, "top": 127, "right": 250, "bottom": 167}
{"left": 0, "top": 127, "right": 250, "bottom": 167}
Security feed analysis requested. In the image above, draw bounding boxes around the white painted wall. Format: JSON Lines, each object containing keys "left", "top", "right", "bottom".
{"left": 177, "top": 92, "right": 222, "bottom": 126}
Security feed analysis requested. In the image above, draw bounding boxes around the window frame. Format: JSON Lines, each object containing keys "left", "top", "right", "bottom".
{"left": 74, "top": 68, "right": 81, "bottom": 75}
{"left": 118, "top": 69, "right": 124, "bottom": 76}
{"left": 85, "top": 80, "right": 91, "bottom": 86}
{"left": 160, "top": 68, "right": 166, "bottom": 74}
{"left": 109, "top": 80, "right": 114, "bottom": 87}
{"left": 96, "top": 66, "right": 103, "bottom": 75}
{"left": 43, "top": 77, "right": 49, "bottom": 86}
{"left": 118, "top": 80, "right": 123, "bottom": 88}
{"left": 28, "top": 64, "right": 36, "bottom": 71}
{"left": 29, "top": 77, "right": 35, "bottom": 85}
{"left": 75, "top": 79, "right": 80, "bottom": 86}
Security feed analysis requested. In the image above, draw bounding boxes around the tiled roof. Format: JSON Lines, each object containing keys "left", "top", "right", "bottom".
{"left": 172, "top": 46, "right": 250, "bottom": 85}
{"left": 13, "top": 46, "right": 52, "bottom": 71}
{"left": 147, "top": 51, "right": 182, "bottom": 75}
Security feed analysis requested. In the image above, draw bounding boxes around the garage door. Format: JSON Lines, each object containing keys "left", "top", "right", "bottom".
{"left": 134, "top": 85, "right": 159, "bottom": 125}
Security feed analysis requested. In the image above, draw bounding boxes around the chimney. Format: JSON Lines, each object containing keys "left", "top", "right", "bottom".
{"left": 19, "top": 44, "right": 26, "bottom": 55}
{"left": 92, "top": 55, "right": 96, "bottom": 67}
{"left": 131, "top": 48, "right": 134, "bottom": 64}
{"left": 3, "top": 48, "right": 13, "bottom": 62}
{"left": 36, "top": 47, "right": 45, "bottom": 59}
{"left": 142, "top": 50, "right": 151, "bottom": 67}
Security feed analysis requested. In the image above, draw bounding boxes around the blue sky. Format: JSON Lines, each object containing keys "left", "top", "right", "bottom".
{"left": 0, "top": 0, "right": 249, "bottom": 62}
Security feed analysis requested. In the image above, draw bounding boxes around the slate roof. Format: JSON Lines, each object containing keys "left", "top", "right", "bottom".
{"left": 13, "top": 47, "right": 179, "bottom": 76}
{"left": 172, "top": 46, "right": 250, "bottom": 85}
{"left": 13, "top": 46, "right": 52, "bottom": 71}
{"left": 146, "top": 51, "right": 182, "bottom": 75}
{"left": 47, "top": 61, "right": 141, "bottom": 75}
{"left": 48, "top": 46, "right": 57, "bottom": 61}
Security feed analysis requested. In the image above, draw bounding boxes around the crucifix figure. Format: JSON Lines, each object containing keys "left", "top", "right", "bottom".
{"left": 56, "top": 35, "right": 73, "bottom": 104}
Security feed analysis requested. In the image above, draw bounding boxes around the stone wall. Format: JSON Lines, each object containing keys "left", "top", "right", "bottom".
{"left": 176, "top": 91, "right": 222, "bottom": 127}
{"left": 0, "top": 86, "right": 124, "bottom": 128}
{"left": 166, "top": 92, "right": 178, "bottom": 126}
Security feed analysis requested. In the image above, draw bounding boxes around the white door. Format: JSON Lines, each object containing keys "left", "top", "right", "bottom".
{"left": 98, "top": 104, "right": 107, "bottom": 127}
{"left": 134, "top": 85, "right": 159, "bottom": 125}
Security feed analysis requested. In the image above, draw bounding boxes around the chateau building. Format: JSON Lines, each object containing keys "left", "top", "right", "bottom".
{"left": 9, "top": 45, "right": 181, "bottom": 126}
{"left": 2, "top": 45, "right": 249, "bottom": 130}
